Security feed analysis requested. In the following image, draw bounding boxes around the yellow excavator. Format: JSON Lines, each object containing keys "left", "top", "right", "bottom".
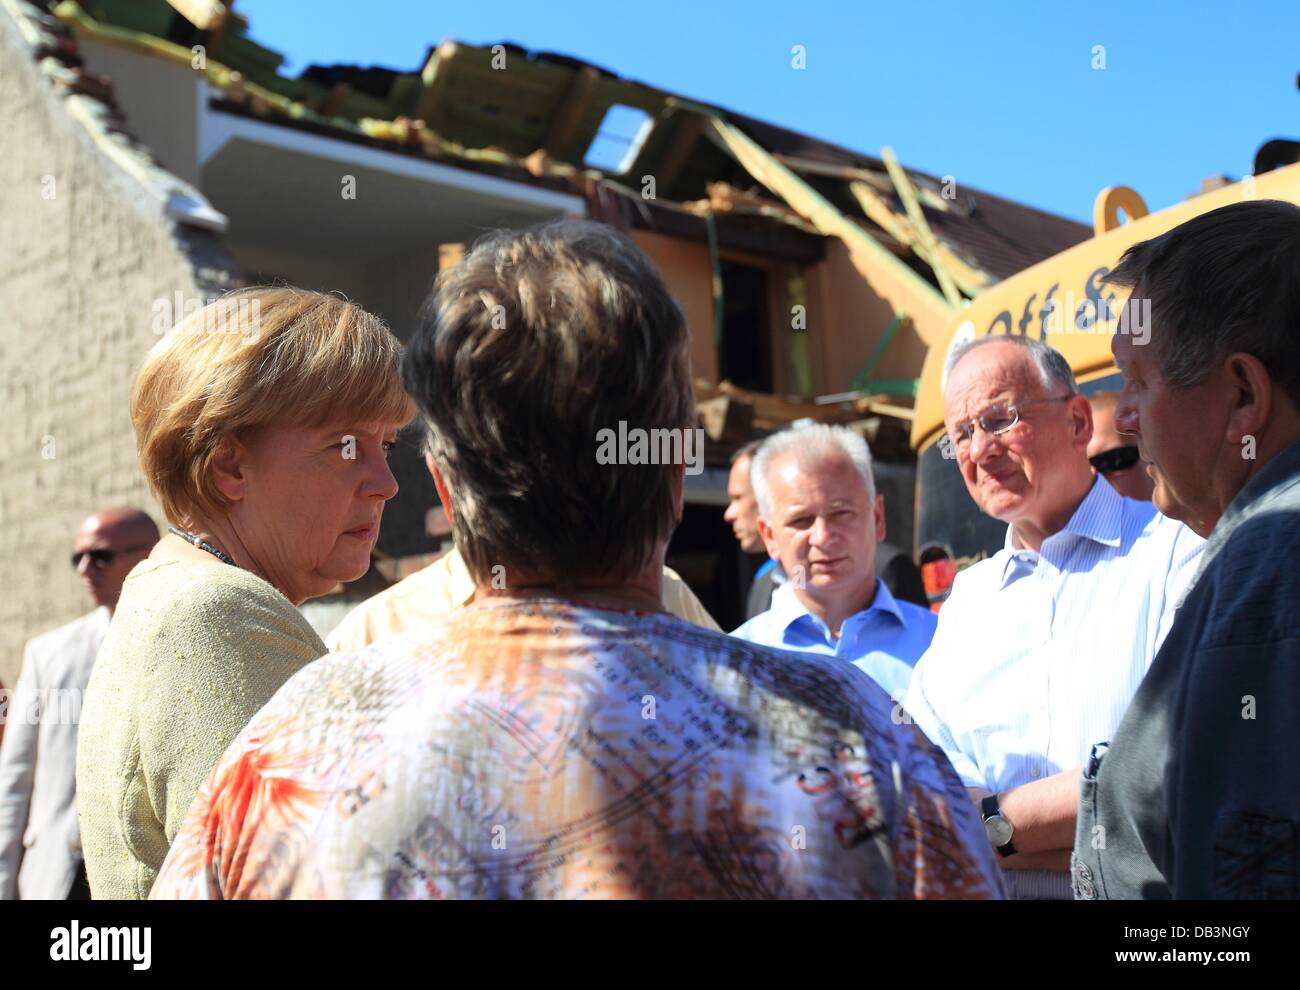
{"left": 910, "top": 150, "right": 1300, "bottom": 589}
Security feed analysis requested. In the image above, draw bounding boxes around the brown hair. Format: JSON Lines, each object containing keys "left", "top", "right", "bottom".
{"left": 402, "top": 220, "right": 694, "bottom": 586}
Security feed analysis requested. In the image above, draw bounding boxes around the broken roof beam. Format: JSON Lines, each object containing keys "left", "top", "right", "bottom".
{"left": 697, "top": 109, "right": 955, "bottom": 344}
{"left": 414, "top": 41, "right": 457, "bottom": 126}
{"left": 55, "top": 1, "right": 341, "bottom": 127}
{"left": 416, "top": 44, "right": 578, "bottom": 155}
{"left": 848, "top": 181, "right": 992, "bottom": 298}
{"left": 565, "top": 77, "right": 669, "bottom": 171}
{"left": 543, "top": 65, "right": 599, "bottom": 158}
{"left": 814, "top": 392, "right": 917, "bottom": 420}
{"left": 164, "top": 0, "right": 229, "bottom": 31}
{"left": 775, "top": 152, "right": 953, "bottom": 212}
{"left": 636, "top": 110, "right": 705, "bottom": 196}
{"left": 881, "top": 147, "right": 962, "bottom": 308}
{"left": 703, "top": 380, "right": 852, "bottom": 428}
{"left": 416, "top": 43, "right": 655, "bottom": 163}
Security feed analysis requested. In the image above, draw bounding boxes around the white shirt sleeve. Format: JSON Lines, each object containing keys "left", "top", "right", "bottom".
{"left": 1155, "top": 518, "right": 1208, "bottom": 653}
{"left": 903, "top": 598, "right": 988, "bottom": 790}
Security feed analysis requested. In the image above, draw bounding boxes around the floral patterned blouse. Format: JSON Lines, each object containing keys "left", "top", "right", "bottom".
{"left": 152, "top": 599, "right": 1003, "bottom": 899}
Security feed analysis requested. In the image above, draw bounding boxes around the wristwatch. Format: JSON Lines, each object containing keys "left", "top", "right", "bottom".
{"left": 981, "top": 794, "right": 1017, "bottom": 858}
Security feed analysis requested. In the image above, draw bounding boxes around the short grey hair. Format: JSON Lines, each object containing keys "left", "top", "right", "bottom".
{"left": 750, "top": 423, "right": 876, "bottom": 519}
{"left": 943, "top": 335, "right": 1078, "bottom": 397}
{"left": 1105, "top": 200, "right": 1300, "bottom": 409}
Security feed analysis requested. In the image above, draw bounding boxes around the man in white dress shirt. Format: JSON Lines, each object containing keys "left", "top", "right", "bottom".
{"left": 0, "top": 508, "right": 157, "bottom": 899}
{"left": 903, "top": 336, "right": 1203, "bottom": 898}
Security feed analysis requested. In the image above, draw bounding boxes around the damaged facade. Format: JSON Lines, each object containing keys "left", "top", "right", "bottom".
{"left": 0, "top": 0, "right": 1091, "bottom": 676}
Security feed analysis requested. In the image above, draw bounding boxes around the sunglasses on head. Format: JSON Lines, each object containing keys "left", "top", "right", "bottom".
{"left": 70, "top": 544, "right": 149, "bottom": 569}
{"left": 1089, "top": 445, "right": 1141, "bottom": 476}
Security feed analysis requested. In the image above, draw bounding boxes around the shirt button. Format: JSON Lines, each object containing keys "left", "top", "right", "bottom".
{"left": 1030, "top": 767, "right": 1042, "bottom": 778}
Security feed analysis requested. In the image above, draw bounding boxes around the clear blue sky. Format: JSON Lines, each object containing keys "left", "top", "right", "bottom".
{"left": 236, "top": 0, "right": 1298, "bottom": 224}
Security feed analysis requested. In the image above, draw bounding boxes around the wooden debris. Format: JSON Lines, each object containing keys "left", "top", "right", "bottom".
{"left": 696, "top": 395, "right": 754, "bottom": 443}
{"left": 849, "top": 181, "right": 991, "bottom": 297}
{"left": 164, "top": 0, "right": 228, "bottom": 32}
{"left": 882, "top": 147, "right": 962, "bottom": 307}
{"left": 438, "top": 243, "right": 465, "bottom": 272}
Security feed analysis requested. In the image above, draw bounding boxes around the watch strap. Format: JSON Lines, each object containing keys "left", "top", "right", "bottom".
{"left": 980, "top": 794, "right": 1018, "bottom": 858}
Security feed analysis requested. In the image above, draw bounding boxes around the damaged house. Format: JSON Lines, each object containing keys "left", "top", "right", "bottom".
{"left": 0, "top": 0, "right": 1091, "bottom": 677}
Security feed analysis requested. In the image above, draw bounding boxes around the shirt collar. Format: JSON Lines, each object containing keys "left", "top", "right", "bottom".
{"left": 863, "top": 578, "right": 906, "bottom": 624}
{"left": 1218, "top": 437, "right": 1300, "bottom": 532}
{"left": 999, "top": 476, "right": 1123, "bottom": 583}
{"left": 445, "top": 546, "right": 476, "bottom": 607}
{"left": 768, "top": 575, "right": 904, "bottom": 636}
{"left": 1060, "top": 475, "right": 1125, "bottom": 548}
{"left": 1198, "top": 437, "right": 1300, "bottom": 576}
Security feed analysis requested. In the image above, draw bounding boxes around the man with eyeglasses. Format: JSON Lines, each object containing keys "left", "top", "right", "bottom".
{"left": 1087, "top": 391, "right": 1154, "bottom": 501}
{"left": 902, "top": 335, "right": 1203, "bottom": 899}
{"left": 0, "top": 507, "right": 157, "bottom": 899}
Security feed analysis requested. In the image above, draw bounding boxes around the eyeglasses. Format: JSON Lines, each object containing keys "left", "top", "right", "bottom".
{"left": 1089, "top": 445, "right": 1140, "bottom": 476}
{"left": 948, "top": 395, "right": 1073, "bottom": 449}
{"left": 70, "top": 544, "right": 150, "bottom": 569}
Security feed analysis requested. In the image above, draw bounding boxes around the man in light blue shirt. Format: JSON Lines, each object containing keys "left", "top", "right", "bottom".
{"left": 732, "top": 423, "right": 937, "bottom": 701}
{"left": 903, "top": 335, "right": 1203, "bottom": 899}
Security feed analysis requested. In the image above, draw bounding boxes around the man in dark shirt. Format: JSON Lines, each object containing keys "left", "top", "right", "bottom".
{"left": 1072, "top": 200, "right": 1300, "bottom": 899}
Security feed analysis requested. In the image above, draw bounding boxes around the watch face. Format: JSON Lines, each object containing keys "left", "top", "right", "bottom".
{"left": 984, "top": 814, "right": 1014, "bottom": 847}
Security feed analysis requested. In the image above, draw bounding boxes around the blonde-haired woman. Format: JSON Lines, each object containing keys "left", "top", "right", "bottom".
{"left": 77, "top": 287, "right": 415, "bottom": 898}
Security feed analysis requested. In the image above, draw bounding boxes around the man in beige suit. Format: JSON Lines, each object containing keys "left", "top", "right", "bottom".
{"left": 0, "top": 508, "right": 157, "bottom": 899}
{"left": 328, "top": 541, "right": 719, "bottom": 652}
{"left": 329, "top": 435, "right": 720, "bottom": 650}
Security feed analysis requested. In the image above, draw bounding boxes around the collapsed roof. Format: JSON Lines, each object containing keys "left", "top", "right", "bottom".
{"left": 46, "top": 0, "right": 1090, "bottom": 311}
